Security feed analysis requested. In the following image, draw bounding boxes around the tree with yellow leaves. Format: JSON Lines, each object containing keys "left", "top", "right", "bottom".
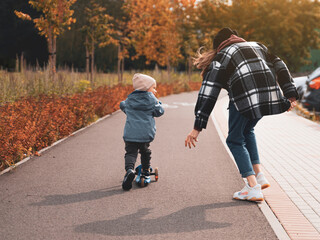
{"left": 251, "top": 0, "right": 320, "bottom": 71}
{"left": 82, "top": 0, "right": 116, "bottom": 83}
{"left": 125, "top": 0, "right": 182, "bottom": 80}
{"left": 99, "top": 17, "right": 130, "bottom": 84}
{"left": 15, "top": 0, "right": 76, "bottom": 76}
{"left": 195, "top": 0, "right": 320, "bottom": 71}
{"left": 174, "top": 0, "right": 199, "bottom": 80}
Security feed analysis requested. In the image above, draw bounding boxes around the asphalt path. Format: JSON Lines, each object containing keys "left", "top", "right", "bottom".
{"left": 0, "top": 91, "right": 277, "bottom": 240}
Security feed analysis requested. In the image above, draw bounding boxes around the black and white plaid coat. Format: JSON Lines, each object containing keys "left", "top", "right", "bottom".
{"left": 194, "top": 41, "right": 299, "bottom": 130}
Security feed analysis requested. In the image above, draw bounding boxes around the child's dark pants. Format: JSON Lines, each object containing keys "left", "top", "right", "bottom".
{"left": 124, "top": 141, "right": 151, "bottom": 171}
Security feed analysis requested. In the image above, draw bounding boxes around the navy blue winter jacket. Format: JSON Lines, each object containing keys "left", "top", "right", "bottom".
{"left": 120, "top": 91, "right": 164, "bottom": 142}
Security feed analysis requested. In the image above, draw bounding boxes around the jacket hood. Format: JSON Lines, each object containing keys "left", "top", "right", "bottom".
{"left": 127, "top": 91, "right": 156, "bottom": 110}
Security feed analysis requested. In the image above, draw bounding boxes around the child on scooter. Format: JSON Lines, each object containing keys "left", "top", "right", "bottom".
{"left": 120, "top": 73, "right": 164, "bottom": 190}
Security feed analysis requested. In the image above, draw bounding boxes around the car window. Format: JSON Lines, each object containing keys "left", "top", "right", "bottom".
{"left": 308, "top": 67, "right": 320, "bottom": 80}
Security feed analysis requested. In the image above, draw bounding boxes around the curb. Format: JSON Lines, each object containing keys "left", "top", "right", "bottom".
{"left": 0, "top": 110, "right": 120, "bottom": 176}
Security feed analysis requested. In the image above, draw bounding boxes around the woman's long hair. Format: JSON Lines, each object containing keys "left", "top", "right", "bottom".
{"left": 193, "top": 47, "right": 216, "bottom": 77}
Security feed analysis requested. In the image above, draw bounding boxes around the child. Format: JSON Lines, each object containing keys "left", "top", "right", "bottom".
{"left": 120, "top": 73, "right": 164, "bottom": 190}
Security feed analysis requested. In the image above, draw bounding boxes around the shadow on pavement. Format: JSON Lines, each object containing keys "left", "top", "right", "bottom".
{"left": 30, "top": 186, "right": 123, "bottom": 206}
{"left": 74, "top": 201, "right": 252, "bottom": 236}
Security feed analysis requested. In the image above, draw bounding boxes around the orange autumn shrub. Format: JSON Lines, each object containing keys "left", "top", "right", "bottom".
{"left": 188, "top": 81, "right": 202, "bottom": 91}
{"left": 0, "top": 82, "right": 201, "bottom": 171}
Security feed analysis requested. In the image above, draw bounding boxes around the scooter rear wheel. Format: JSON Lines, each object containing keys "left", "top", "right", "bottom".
{"left": 154, "top": 168, "right": 159, "bottom": 182}
{"left": 140, "top": 176, "right": 145, "bottom": 187}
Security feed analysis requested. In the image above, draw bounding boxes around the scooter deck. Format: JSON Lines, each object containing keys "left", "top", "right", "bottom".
{"left": 135, "top": 165, "right": 159, "bottom": 187}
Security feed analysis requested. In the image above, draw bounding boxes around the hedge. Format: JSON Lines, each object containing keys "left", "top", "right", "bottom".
{"left": 0, "top": 82, "right": 201, "bottom": 171}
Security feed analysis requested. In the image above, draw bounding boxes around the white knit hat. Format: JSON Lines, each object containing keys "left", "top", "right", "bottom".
{"left": 132, "top": 73, "right": 156, "bottom": 91}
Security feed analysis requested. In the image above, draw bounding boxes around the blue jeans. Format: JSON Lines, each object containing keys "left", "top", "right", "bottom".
{"left": 226, "top": 102, "right": 261, "bottom": 178}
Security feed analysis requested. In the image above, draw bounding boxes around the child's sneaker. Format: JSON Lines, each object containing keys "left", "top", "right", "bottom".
{"left": 122, "top": 169, "right": 135, "bottom": 191}
{"left": 141, "top": 169, "right": 150, "bottom": 180}
{"left": 233, "top": 183, "right": 264, "bottom": 202}
{"left": 256, "top": 172, "right": 270, "bottom": 189}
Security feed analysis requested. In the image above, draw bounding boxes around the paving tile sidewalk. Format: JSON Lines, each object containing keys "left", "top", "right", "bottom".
{"left": 214, "top": 90, "right": 320, "bottom": 239}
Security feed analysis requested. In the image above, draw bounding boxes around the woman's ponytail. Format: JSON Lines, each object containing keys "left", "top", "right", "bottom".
{"left": 192, "top": 47, "right": 216, "bottom": 77}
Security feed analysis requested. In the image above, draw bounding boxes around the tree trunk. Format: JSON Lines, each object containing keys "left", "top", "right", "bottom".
{"left": 167, "top": 56, "right": 171, "bottom": 82}
{"left": 15, "top": 54, "right": 19, "bottom": 72}
{"left": 85, "top": 36, "right": 90, "bottom": 81}
{"left": 188, "top": 56, "right": 192, "bottom": 82}
{"left": 117, "top": 44, "right": 121, "bottom": 84}
{"left": 53, "top": 36, "right": 57, "bottom": 80}
{"left": 20, "top": 53, "right": 24, "bottom": 73}
{"left": 91, "top": 39, "right": 95, "bottom": 84}
{"left": 121, "top": 56, "right": 124, "bottom": 84}
{"left": 48, "top": 31, "right": 53, "bottom": 75}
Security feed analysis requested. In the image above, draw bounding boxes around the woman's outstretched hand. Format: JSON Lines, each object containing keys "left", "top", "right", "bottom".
{"left": 185, "top": 129, "right": 200, "bottom": 149}
{"left": 287, "top": 97, "right": 297, "bottom": 112}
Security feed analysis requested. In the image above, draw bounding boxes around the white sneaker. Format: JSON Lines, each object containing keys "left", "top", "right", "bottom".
{"left": 233, "top": 183, "right": 264, "bottom": 202}
{"left": 256, "top": 172, "right": 270, "bottom": 190}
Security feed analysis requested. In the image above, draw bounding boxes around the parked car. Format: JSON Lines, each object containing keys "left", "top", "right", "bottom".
{"left": 293, "top": 75, "right": 308, "bottom": 99}
{"left": 302, "top": 75, "right": 320, "bottom": 112}
{"left": 293, "top": 67, "right": 320, "bottom": 100}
